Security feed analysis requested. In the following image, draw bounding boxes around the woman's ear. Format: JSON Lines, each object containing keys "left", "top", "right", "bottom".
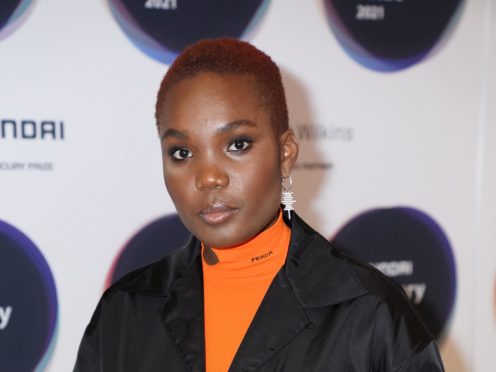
{"left": 279, "top": 129, "right": 299, "bottom": 178}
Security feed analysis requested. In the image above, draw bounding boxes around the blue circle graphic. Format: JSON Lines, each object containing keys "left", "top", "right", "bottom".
{"left": 0, "top": 0, "right": 35, "bottom": 41}
{"left": 323, "top": 0, "right": 463, "bottom": 72}
{"left": 0, "top": 220, "right": 58, "bottom": 372}
{"left": 108, "top": 0, "right": 271, "bottom": 64}
{"left": 331, "top": 207, "right": 456, "bottom": 340}
{"left": 108, "top": 214, "right": 190, "bottom": 285}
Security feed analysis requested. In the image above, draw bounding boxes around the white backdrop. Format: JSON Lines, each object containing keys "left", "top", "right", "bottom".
{"left": 0, "top": 1, "right": 495, "bottom": 371}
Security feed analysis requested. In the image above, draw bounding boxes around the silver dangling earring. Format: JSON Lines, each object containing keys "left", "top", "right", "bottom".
{"left": 281, "top": 176, "right": 295, "bottom": 219}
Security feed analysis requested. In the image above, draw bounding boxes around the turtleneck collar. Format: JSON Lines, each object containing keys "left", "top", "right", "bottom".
{"left": 201, "top": 210, "right": 291, "bottom": 278}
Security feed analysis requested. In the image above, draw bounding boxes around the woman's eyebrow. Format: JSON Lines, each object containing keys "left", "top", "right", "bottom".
{"left": 160, "top": 120, "right": 256, "bottom": 141}
{"left": 161, "top": 128, "right": 188, "bottom": 141}
{"left": 215, "top": 119, "right": 257, "bottom": 134}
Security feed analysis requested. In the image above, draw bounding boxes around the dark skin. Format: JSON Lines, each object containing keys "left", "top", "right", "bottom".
{"left": 157, "top": 72, "right": 298, "bottom": 249}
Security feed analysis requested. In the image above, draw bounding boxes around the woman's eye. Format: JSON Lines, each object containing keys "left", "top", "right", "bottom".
{"left": 227, "top": 139, "right": 252, "bottom": 152}
{"left": 170, "top": 148, "right": 192, "bottom": 160}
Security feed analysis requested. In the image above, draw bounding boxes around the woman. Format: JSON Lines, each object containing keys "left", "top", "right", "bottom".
{"left": 74, "top": 39, "right": 444, "bottom": 371}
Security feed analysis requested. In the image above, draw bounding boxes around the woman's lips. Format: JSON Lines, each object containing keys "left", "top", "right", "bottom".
{"left": 199, "top": 203, "right": 238, "bottom": 225}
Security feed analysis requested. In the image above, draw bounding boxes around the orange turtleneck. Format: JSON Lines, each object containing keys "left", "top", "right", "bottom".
{"left": 202, "top": 211, "right": 291, "bottom": 372}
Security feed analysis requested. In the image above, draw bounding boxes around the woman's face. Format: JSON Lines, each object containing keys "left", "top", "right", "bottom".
{"left": 157, "top": 72, "right": 298, "bottom": 248}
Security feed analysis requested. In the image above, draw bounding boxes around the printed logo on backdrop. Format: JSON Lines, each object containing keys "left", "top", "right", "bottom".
{"left": 323, "top": 0, "right": 463, "bottom": 71}
{"left": 331, "top": 207, "right": 456, "bottom": 340}
{"left": 108, "top": 0, "right": 271, "bottom": 64}
{"left": 0, "top": 0, "right": 35, "bottom": 41}
{"left": 293, "top": 123, "right": 354, "bottom": 171}
{"left": 0, "top": 220, "right": 58, "bottom": 371}
{"left": 0, "top": 118, "right": 65, "bottom": 172}
{"left": 106, "top": 214, "right": 189, "bottom": 286}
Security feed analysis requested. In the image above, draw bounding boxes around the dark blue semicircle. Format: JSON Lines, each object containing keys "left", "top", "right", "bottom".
{"left": 323, "top": 0, "right": 463, "bottom": 72}
{"left": 0, "top": 1, "right": 21, "bottom": 30}
{"left": 331, "top": 207, "right": 456, "bottom": 340}
{"left": 108, "top": 0, "right": 270, "bottom": 64}
{"left": 110, "top": 214, "right": 190, "bottom": 284}
{"left": 0, "top": 220, "right": 58, "bottom": 371}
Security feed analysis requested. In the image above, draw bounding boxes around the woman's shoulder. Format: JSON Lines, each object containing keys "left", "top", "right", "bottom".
{"left": 292, "top": 213, "right": 427, "bottom": 316}
{"left": 103, "top": 235, "right": 200, "bottom": 300}
{"left": 292, "top": 213, "right": 435, "bottom": 339}
{"left": 332, "top": 247, "right": 417, "bottom": 309}
{"left": 335, "top": 249, "right": 444, "bottom": 369}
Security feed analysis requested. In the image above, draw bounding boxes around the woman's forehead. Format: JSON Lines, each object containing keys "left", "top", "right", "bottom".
{"left": 167, "top": 72, "right": 261, "bottom": 101}
{"left": 159, "top": 72, "right": 273, "bottom": 129}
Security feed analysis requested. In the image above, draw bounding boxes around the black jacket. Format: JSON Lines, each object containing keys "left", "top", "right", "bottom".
{"left": 74, "top": 214, "right": 444, "bottom": 371}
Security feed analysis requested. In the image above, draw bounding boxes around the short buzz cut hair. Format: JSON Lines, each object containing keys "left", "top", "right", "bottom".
{"left": 155, "top": 38, "right": 289, "bottom": 135}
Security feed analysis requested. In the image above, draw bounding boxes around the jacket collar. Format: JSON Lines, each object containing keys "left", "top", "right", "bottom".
{"left": 283, "top": 213, "right": 369, "bottom": 307}
{"left": 117, "top": 212, "right": 369, "bottom": 371}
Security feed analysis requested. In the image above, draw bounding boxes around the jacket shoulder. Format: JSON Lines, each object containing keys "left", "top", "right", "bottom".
{"left": 332, "top": 249, "right": 413, "bottom": 307}
{"left": 106, "top": 235, "right": 200, "bottom": 297}
{"left": 332, "top": 249, "right": 439, "bottom": 365}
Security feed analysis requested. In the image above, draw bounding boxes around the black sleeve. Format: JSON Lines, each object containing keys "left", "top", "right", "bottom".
{"left": 73, "top": 299, "right": 103, "bottom": 372}
{"left": 370, "top": 299, "right": 445, "bottom": 372}
{"left": 397, "top": 341, "right": 445, "bottom": 372}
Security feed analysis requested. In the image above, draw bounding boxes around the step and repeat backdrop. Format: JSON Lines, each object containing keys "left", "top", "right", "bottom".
{"left": 1, "top": 1, "right": 495, "bottom": 371}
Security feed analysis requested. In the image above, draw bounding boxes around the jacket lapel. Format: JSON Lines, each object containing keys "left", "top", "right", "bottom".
{"left": 229, "top": 269, "right": 310, "bottom": 371}
{"left": 284, "top": 214, "right": 369, "bottom": 308}
{"left": 159, "top": 242, "right": 206, "bottom": 371}
{"left": 118, "top": 237, "right": 207, "bottom": 370}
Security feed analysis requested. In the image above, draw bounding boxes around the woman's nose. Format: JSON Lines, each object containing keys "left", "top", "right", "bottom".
{"left": 195, "top": 161, "right": 229, "bottom": 190}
